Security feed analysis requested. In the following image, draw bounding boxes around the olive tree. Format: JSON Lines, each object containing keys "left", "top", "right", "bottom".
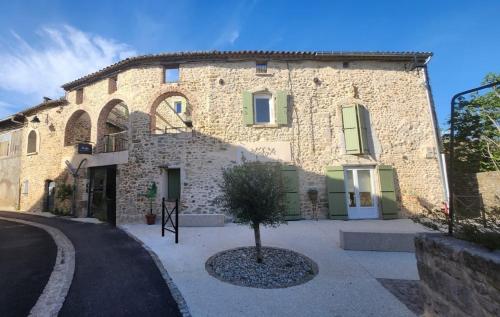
{"left": 217, "top": 161, "right": 286, "bottom": 263}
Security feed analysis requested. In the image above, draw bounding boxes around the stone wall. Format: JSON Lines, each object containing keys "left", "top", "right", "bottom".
{"left": 415, "top": 233, "right": 500, "bottom": 317}
{"left": 11, "top": 58, "right": 445, "bottom": 222}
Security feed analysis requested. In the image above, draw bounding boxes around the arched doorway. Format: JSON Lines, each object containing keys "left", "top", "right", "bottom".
{"left": 97, "top": 100, "right": 129, "bottom": 153}
{"left": 64, "top": 110, "right": 91, "bottom": 146}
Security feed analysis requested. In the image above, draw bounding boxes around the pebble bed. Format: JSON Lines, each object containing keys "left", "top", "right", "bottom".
{"left": 205, "top": 246, "right": 318, "bottom": 288}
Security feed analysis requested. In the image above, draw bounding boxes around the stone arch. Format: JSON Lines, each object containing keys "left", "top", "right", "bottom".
{"left": 96, "top": 99, "right": 130, "bottom": 152}
{"left": 150, "top": 88, "right": 194, "bottom": 134}
{"left": 64, "top": 110, "right": 91, "bottom": 146}
{"left": 27, "top": 130, "right": 38, "bottom": 154}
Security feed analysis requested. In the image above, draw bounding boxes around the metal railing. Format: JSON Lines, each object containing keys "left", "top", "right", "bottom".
{"left": 162, "top": 197, "right": 179, "bottom": 243}
{"left": 102, "top": 131, "right": 128, "bottom": 153}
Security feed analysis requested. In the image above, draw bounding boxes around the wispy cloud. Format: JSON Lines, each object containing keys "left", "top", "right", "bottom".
{"left": 0, "top": 25, "right": 136, "bottom": 101}
{"left": 0, "top": 101, "right": 19, "bottom": 118}
{"left": 214, "top": 29, "right": 240, "bottom": 47}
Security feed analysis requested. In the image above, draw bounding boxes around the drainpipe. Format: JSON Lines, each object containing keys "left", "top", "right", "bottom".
{"left": 422, "top": 58, "right": 449, "bottom": 204}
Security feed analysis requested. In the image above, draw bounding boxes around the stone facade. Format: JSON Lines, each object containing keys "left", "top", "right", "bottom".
{"left": 415, "top": 233, "right": 500, "bottom": 317}
{"left": 1, "top": 52, "right": 446, "bottom": 223}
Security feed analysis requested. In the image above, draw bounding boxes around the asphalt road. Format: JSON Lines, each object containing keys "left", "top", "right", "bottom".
{"left": 0, "top": 219, "right": 57, "bottom": 317}
{"left": 0, "top": 211, "right": 181, "bottom": 317}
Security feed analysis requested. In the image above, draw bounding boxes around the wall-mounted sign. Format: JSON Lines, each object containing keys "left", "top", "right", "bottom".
{"left": 77, "top": 143, "right": 93, "bottom": 155}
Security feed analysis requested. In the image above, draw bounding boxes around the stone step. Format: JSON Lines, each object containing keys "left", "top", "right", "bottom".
{"left": 339, "top": 230, "right": 422, "bottom": 252}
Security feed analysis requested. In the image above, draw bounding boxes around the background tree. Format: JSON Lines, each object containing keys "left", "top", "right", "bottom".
{"left": 443, "top": 73, "right": 500, "bottom": 172}
{"left": 217, "top": 161, "right": 285, "bottom": 263}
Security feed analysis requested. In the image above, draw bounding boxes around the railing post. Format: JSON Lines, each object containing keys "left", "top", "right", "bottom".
{"left": 175, "top": 198, "right": 179, "bottom": 244}
{"left": 162, "top": 197, "right": 165, "bottom": 237}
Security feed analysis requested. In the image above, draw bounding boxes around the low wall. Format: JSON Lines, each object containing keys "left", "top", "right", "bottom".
{"left": 415, "top": 233, "right": 500, "bottom": 317}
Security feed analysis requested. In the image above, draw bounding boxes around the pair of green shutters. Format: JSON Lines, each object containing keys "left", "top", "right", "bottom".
{"left": 342, "top": 104, "right": 369, "bottom": 155}
{"left": 242, "top": 91, "right": 288, "bottom": 125}
{"left": 326, "top": 165, "right": 399, "bottom": 219}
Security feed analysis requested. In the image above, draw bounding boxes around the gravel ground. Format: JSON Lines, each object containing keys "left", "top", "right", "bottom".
{"left": 206, "top": 246, "right": 318, "bottom": 288}
{"left": 377, "top": 278, "right": 424, "bottom": 316}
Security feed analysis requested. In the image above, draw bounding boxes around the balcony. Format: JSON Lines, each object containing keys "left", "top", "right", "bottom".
{"left": 101, "top": 131, "right": 128, "bottom": 153}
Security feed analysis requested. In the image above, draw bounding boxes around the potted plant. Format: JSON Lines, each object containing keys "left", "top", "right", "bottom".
{"left": 145, "top": 182, "right": 157, "bottom": 225}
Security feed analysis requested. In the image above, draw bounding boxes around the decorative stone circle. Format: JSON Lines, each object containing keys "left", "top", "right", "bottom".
{"left": 205, "top": 246, "right": 318, "bottom": 289}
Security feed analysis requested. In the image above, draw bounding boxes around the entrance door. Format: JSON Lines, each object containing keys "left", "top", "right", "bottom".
{"left": 345, "top": 168, "right": 378, "bottom": 219}
{"left": 88, "top": 165, "right": 116, "bottom": 225}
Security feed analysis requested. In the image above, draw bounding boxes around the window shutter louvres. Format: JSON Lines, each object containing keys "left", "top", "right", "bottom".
{"left": 242, "top": 91, "right": 253, "bottom": 125}
{"left": 275, "top": 90, "right": 288, "bottom": 125}
{"left": 378, "top": 165, "right": 399, "bottom": 219}
{"left": 326, "top": 166, "right": 348, "bottom": 219}
{"left": 341, "top": 105, "right": 361, "bottom": 154}
{"left": 356, "top": 105, "right": 369, "bottom": 154}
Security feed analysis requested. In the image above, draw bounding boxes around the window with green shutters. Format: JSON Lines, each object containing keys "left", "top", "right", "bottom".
{"left": 281, "top": 165, "right": 301, "bottom": 220}
{"left": 242, "top": 90, "right": 288, "bottom": 125}
{"left": 341, "top": 104, "right": 369, "bottom": 155}
{"left": 377, "top": 165, "right": 399, "bottom": 219}
{"left": 326, "top": 166, "right": 348, "bottom": 219}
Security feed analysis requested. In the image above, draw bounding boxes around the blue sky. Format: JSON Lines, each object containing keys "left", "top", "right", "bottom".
{"left": 0, "top": 0, "right": 498, "bottom": 128}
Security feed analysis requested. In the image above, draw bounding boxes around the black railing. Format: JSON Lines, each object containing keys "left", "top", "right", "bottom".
{"left": 102, "top": 131, "right": 128, "bottom": 153}
{"left": 162, "top": 197, "right": 179, "bottom": 243}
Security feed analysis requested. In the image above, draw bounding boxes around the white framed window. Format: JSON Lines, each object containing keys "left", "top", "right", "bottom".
{"left": 22, "top": 180, "right": 29, "bottom": 195}
{"left": 164, "top": 66, "right": 179, "bottom": 83}
{"left": 253, "top": 94, "right": 274, "bottom": 124}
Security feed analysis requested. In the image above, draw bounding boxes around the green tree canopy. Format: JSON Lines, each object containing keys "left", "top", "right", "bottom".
{"left": 444, "top": 73, "right": 500, "bottom": 173}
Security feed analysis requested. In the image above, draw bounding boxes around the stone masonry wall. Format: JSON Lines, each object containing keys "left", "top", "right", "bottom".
{"left": 415, "top": 233, "right": 500, "bottom": 317}
{"left": 14, "top": 59, "right": 445, "bottom": 223}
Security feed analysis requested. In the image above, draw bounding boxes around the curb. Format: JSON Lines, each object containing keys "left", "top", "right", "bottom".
{"left": 0, "top": 216, "right": 75, "bottom": 317}
{"left": 119, "top": 225, "right": 191, "bottom": 317}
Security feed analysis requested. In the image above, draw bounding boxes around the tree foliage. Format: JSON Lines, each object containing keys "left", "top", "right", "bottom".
{"left": 443, "top": 73, "right": 500, "bottom": 173}
{"left": 217, "top": 161, "right": 286, "bottom": 262}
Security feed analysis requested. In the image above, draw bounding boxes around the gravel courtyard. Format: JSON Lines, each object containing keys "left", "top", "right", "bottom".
{"left": 123, "top": 220, "right": 428, "bottom": 317}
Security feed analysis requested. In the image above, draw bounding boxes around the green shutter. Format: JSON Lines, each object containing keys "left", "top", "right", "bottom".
{"left": 167, "top": 169, "right": 181, "bottom": 201}
{"left": 342, "top": 105, "right": 361, "bottom": 154}
{"left": 275, "top": 90, "right": 288, "bottom": 125}
{"left": 326, "top": 166, "right": 348, "bottom": 219}
{"left": 356, "top": 104, "right": 369, "bottom": 154}
{"left": 281, "top": 165, "right": 301, "bottom": 219}
{"left": 242, "top": 91, "right": 254, "bottom": 125}
{"left": 378, "top": 165, "right": 399, "bottom": 219}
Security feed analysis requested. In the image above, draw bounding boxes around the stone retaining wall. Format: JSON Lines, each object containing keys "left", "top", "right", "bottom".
{"left": 415, "top": 233, "right": 500, "bottom": 317}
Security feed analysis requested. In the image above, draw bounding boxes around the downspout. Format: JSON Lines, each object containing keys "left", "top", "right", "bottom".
{"left": 422, "top": 57, "right": 448, "bottom": 203}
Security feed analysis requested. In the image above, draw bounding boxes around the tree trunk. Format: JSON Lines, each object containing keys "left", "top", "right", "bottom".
{"left": 253, "top": 224, "right": 263, "bottom": 263}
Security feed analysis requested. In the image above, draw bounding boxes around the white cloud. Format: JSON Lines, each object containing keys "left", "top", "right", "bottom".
{"left": 0, "top": 25, "right": 136, "bottom": 100}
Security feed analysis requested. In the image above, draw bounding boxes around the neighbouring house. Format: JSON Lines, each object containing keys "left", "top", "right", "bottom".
{"left": 0, "top": 51, "right": 447, "bottom": 225}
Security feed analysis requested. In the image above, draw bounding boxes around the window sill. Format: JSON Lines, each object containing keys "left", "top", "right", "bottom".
{"left": 250, "top": 123, "right": 280, "bottom": 128}
{"left": 26, "top": 152, "right": 38, "bottom": 156}
{"left": 255, "top": 73, "right": 274, "bottom": 77}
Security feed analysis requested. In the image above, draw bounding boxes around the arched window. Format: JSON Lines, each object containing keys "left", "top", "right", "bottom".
{"left": 27, "top": 130, "right": 37, "bottom": 154}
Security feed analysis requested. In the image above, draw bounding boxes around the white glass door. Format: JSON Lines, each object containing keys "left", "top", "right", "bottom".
{"left": 345, "top": 168, "right": 378, "bottom": 219}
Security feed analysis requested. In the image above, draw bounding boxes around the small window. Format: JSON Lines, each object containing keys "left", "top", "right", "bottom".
{"left": 27, "top": 130, "right": 37, "bottom": 154}
{"left": 22, "top": 180, "right": 29, "bottom": 195}
{"left": 254, "top": 94, "right": 273, "bottom": 124}
{"left": 108, "top": 76, "right": 117, "bottom": 94}
{"left": 256, "top": 62, "right": 267, "bottom": 74}
{"left": 76, "top": 88, "right": 84, "bottom": 104}
{"left": 164, "top": 66, "right": 179, "bottom": 83}
{"left": 174, "top": 101, "right": 182, "bottom": 114}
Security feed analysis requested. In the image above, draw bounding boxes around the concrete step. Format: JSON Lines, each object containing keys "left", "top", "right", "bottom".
{"left": 339, "top": 230, "right": 423, "bottom": 252}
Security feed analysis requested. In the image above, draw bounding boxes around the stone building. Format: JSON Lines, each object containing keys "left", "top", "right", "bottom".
{"left": 0, "top": 51, "right": 446, "bottom": 225}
